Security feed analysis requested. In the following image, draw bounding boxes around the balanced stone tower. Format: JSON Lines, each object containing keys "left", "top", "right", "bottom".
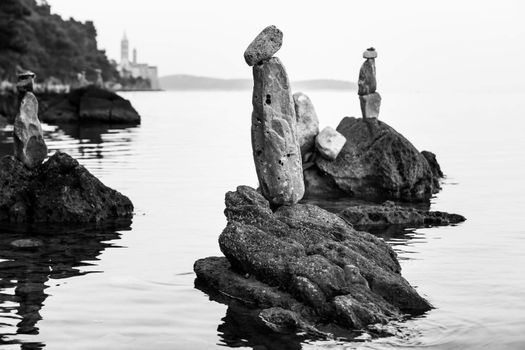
{"left": 358, "top": 47, "right": 381, "bottom": 119}
{"left": 244, "top": 26, "right": 304, "bottom": 206}
{"left": 14, "top": 71, "right": 48, "bottom": 168}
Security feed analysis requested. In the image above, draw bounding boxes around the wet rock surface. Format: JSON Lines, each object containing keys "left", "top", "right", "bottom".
{"left": 244, "top": 25, "right": 283, "bottom": 66}
{"left": 251, "top": 57, "right": 304, "bottom": 205}
{"left": 339, "top": 201, "right": 466, "bottom": 229}
{"left": 0, "top": 151, "right": 133, "bottom": 223}
{"left": 194, "top": 186, "right": 431, "bottom": 335}
{"left": 293, "top": 92, "right": 319, "bottom": 158}
{"left": 312, "top": 117, "right": 440, "bottom": 202}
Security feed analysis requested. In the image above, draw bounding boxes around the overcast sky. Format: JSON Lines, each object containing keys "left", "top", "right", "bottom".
{"left": 46, "top": 0, "right": 525, "bottom": 92}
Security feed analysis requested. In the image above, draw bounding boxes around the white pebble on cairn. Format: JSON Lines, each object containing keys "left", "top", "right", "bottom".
{"left": 315, "top": 126, "right": 347, "bottom": 161}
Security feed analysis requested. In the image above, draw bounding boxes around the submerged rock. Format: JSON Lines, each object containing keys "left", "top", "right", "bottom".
{"left": 313, "top": 117, "right": 439, "bottom": 202}
{"left": 315, "top": 126, "right": 346, "bottom": 161}
{"left": 293, "top": 92, "right": 319, "bottom": 157}
{"left": 0, "top": 151, "right": 133, "bottom": 223}
{"left": 194, "top": 186, "right": 432, "bottom": 334}
{"left": 251, "top": 57, "right": 304, "bottom": 205}
{"left": 339, "top": 201, "right": 466, "bottom": 228}
{"left": 244, "top": 25, "right": 283, "bottom": 66}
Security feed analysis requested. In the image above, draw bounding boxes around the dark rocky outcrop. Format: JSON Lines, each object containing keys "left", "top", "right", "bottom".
{"left": 0, "top": 151, "right": 133, "bottom": 223}
{"left": 0, "top": 86, "right": 140, "bottom": 125}
{"left": 244, "top": 25, "right": 283, "bottom": 66}
{"left": 40, "top": 86, "right": 141, "bottom": 124}
{"left": 251, "top": 57, "right": 304, "bottom": 206}
{"left": 339, "top": 201, "right": 465, "bottom": 229}
{"left": 194, "top": 186, "right": 432, "bottom": 335}
{"left": 307, "top": 117, "right": 441, "bottom": 202}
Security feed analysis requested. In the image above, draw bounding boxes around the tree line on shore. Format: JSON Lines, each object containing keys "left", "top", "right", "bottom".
{"left": 0, "top": 0, "right": 141, "bottom": 88}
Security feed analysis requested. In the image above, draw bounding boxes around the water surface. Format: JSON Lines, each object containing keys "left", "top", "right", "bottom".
{"left": 0, "top": 90, "right": 524, "bottom": 349}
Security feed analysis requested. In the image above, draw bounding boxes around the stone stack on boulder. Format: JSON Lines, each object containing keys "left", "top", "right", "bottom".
{"left": 245, "top": 25, "right": 304, "bottom": 206}
{"left": 0, "top": 78, "right": 134, "bottom": 223}
{"left": 13, "top": 71, "right": 48, "bottom": 169}
{"left": 358, "top": 48, "right": 381, "bottom": 119}
{"left": 193, "top": 26, "right": 455, "bottom": 337}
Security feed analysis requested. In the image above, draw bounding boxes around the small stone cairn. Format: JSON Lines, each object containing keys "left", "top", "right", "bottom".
{"left": 13, "top": 71, "right": 48, "bottom": 168}
{"left": 358, "top": 47, "right": 381, "bottom": 119}
{"left": 244, "top": 25, "right": 304, "bottom": 206}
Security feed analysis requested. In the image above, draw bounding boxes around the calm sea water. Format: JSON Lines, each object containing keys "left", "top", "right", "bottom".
{"left": 0, "top": 90, "right": 524, "bottom": 349}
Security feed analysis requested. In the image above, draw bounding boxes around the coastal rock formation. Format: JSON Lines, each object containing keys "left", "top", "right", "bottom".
{"left": 244, "top": 25, "right": 283, "bottom": 66}
{"left": 13, "top": 72, "right": 48, "bottom": 169}
{"left": 251, "top": 57, "right": 304, "bottom": 206}
{"left": 339, "top": 201, "right": 466, "bottom": 229}
{"left": 40, "top": 85, "right": 141, "bottom": 124}
{"left": 358, "top": 48, "right": 381, "bottom": 119}
{"left": 293, "top": 92, "right": 319, "bottom": 158}
{"left": 310, "top": 117, "right": 439, "bottom": 202}
{"left": 315, "top": 126, "right": 346, "bottom": 161}
{"left": 194, "top": 186, "right": 432, "bottom": 334}
{"left": 0, "top": 151, "right": 133, "bottom": 223}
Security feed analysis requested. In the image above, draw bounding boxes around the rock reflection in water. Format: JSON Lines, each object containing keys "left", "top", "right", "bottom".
{"left": 0, "top": 122, "right": 138, "bottom": 162}
{"left": 195, "top": 278, "right": 314, "bottom": 350}
{"left": 47, "top": 123, "right": 138, "bottom": 161}
{"left": 0, "top": 219, "right": 131, "bottom": 348}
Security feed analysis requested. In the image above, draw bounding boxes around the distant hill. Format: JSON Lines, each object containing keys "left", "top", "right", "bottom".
{"left": 159, "top": 74, "right": 356, "bottom": 91}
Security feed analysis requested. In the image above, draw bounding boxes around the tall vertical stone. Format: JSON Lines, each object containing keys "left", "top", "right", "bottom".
{"left": 293, "top": 92, "right": 319, "bottom": 158}
{"left": 251, "top": 57, "right": 304, "bottom": 205}
{"left": 358, "top": 48, "right": 381, "bottom": 119}
{"left": 13, "top": 71, "right": 47, "bottom": 168}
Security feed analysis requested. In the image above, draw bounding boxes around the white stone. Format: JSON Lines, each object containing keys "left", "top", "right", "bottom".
{"left": 363, "top": 49, "right": 378, "bottom": 59}
{"left": 315, "top": 127, "right": 346, "bottom": 161}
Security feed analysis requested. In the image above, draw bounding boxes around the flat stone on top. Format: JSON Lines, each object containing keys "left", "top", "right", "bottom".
{"left": 363, "top": 47, "right": 378, "bottom": 59}
{"left": 244, "top": 25, "right": 283, "bottom": 66}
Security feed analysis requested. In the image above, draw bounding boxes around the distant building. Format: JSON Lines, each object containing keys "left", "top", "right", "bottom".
{"left": 118, "top": 33, "right": 160, "bottom": 90}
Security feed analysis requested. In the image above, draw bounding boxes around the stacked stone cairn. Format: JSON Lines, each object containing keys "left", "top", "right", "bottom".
{"left": 192, "top": 26, "right": 464, "bottom": 337}
{"left": 13, "top": 71, "right": 48, "bottom": 169}
{"left": 358, "top": 47, "right": 381, "bottom": 119}
{"left": 244, "top": 25, "right": 305, "bottom": 206}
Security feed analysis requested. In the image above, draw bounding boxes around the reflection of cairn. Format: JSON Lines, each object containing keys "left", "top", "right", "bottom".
{"left": 245, "top": 26, "right": 304, "bottom": 205}
{"left": 13, "top": 71, "right": 47, "bottom": 169}
{"left": 358, "top": 47, "right": 381, "bottom": 119}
